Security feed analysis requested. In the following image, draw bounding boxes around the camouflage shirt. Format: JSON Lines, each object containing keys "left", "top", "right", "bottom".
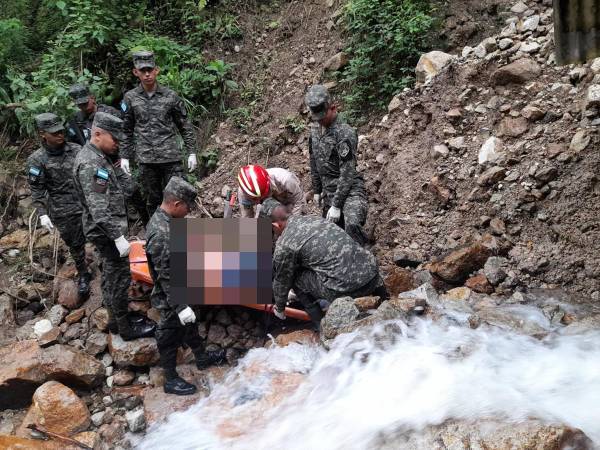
{"left": 27, "top": 142, "right": 83, "bottom": 218}
{"left": 67, "top": 104, "right": 122, "bottom": 146}
{"left": 308, "top": 116, "right": 366, "bottom": 208}
{"left": 272, "top": 215, "right": 378, "bottom": 308}
{"left": 73, "top": 142, "right": 133, "bottom": 241}
{"left": 121, "top": 84, "right": 197, "bottom": 164}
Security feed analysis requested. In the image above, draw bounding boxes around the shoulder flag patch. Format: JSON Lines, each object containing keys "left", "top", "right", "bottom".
{"left": 96, "top": 168, "right": 109, "bottom": 180}
{"left": 120, "top": 100, "right": 128, "bottom": 113}
{"left": 29, "top": 167, "right": 41, "bottom": 176}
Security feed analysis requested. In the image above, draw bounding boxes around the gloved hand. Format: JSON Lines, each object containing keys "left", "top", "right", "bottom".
{"left": 273, "top": 305, "right": 286, "bottom": 320}
{"left": 114, "top": 235, "right": 131, "bottom": 257}
{"left": 120, "top": 158, "right": 131, "bottom": 175}
{"left": 178, "top": 306, "right": 196, "bottom": 325}
{"left": 326, "top": 206, "right": 341, "bottom": 223}
{"left": 313, "top": 193, "right": 321, "bottom": 206}
{"left": 188, "top": 153, "right": 197, "bottom": 172}
{"left": 40, "top": 215, "right": 54, "bottom": 233}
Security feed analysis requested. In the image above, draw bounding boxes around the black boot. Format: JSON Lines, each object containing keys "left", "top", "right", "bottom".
{"left": 116, "top": 314, "right": 156, "bottom": 341}
{"left": 304, "top": 301, "right": 324, "bottom": 332}
{"left": 163, "top": 376, "right": 197, "bottom": 396}
{"left": 196, "top": 349, "right": 226, "bottom": 370}
{"left": 77, "top": 272, "right": 92, "bottom": 299}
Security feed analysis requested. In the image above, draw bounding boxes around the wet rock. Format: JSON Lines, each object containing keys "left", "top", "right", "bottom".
{"left": 354, "top": 296, "right": 383, "bottom": 312}
{"left": 323, "top": 52, "right": 349, "bottom": 72}
{"left": 426, "top": 238, "right": 495, "bottom": 284}
{"left": 321, "top": 297, "right": 360, "bottom": 340}
{"left": 385, "top": 267, "right": 417, "bottom": 297}
{"left": 17, "top": 381, "right": 90, "bottom": 437}
{"left": 478, "top": 137, "right": 504, "bottom": 165}
{"left": 416, "top": 51, "right": 455, "bottom": 85}
{"left": 492, "top": 58, "right": 541, "bottom": 86}
{"left": 561, "top": 315, "right": 600, "bottom": 335}
{"left": 465, "top": 274, "right": 494, "bottom": 294}
{"left": 470, "top": 305, "right": 551, "bottom": 337}
{"left": 442, "top": 287, "right": 471, "bottom": 301}
{"left": 126, "top": 408, "right": 146, "bottom": 433}
{"left": 569, "top": 130, "right": 590, "bottom": 152}
{"left": 272, "top": 329, "right": 319, "bottom": 347}
{"left": 85, "top": 332, "right": 108, "bottom": 355}
{"left": 113, "top": 369, "right": 136, "bottom": 386}
{"left": 477, "top": 166, "right": 507, "bottom": 186}
{"left": 57, "top": 280, "right": 81, "bottom": 310}
{"left": 0, "top": 340, "right": 103, "bottom": 409}
{"left": 484, "top": 257, "right": 509, "bottom": 285}
{"left": 108, "top": 334, "right": 159, "bottom": 367}
{"left": 497, "top": 116, "right": 529, "bottom": 137}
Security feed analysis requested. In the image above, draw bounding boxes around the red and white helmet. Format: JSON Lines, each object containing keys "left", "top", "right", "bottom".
{"left": 237, "top": 165, "right": 270, "bottom": 200}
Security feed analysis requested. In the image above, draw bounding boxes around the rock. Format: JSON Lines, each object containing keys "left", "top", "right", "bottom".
{"left": 388, "top": 95, "right": 402, "bottom": 113}
{"left": 546, "top": 143, "right": 566, "bottom": 159}
{"left": 427, "top": 175, "right": 454, "bottom": 205}
{"left": 591, "top": 57, "right": 600, "bottom": 74}
{"left": 17, "top": 381, "right": 90, "bottom": 437}
{"left": 446, "top": 108, "right": 462, "bottom": 122}
{"left": 497, "top": 116, "right": 529, "bottom": 137}
{"left": 498, "top": 38, "right": 514, "bottom": 50}
{"left": 489, "top": 218, "right": 506, "bottom": 235}
{"left": 492, "top": 58, "right": 541, "bottom": 86}
{"left": 447, "top": 136, "right": 465, "bottom": 150}
{"left": 321, "top": 297, "right": 360, "bottom": 340}
{"left": 0, "top": 340, "right": 103, "bottom": 409}
{"left": 0, "top": 295, "right": 15, "bottom": 345}
{"left": 392, "top": 249, "right": 424, "bottom": 268}
{"left": 481, "top": 37, "right": 497, "bottom": 53}
{"left": 46, "top": 305, "right": 68, "bottom": 327}
{"left": 38, "top": 327, "right": 60, "bottom": 347}
{"left": 478, "top": 166, "right": 506, "bottom": 186}
{"left": 473, "top": 44, "right": 487, "bottom": 58}
{"left": 353, "top": 296, "right": 383, "bottom": 312}
{"left": 478, "top": 137, "right": 504, "bottom": 165}
{"left": 126, "top": 408, "right": 146, "bottom": 433}
{"left": 426, "top": 238, "right": 495, "bottom": 284}
{"left": 443, "top": 287, "right": 471, "bottom": 301}
{"left": 57, "top": 281, "right": 80, "bottom": 310}
{"left": 465, "top": 274, "right": 494, "bottom": 294}
{"left": 533, "top": 165, "right": 558, "bottom": 183}
{"left": 91, "top": 411, "right": 106, "bottom": 427}
{"left": 520, "top": 15, "right": 540, "bottom": 32}
{"left": 108, "top": 334, "right": 159, "bottom": 367}
{"left": 272, "top": 329, "right": 319, "bottom": 347}
{"left": 385, "top": 267, "right": 417, "bottom": 297}
{"left": 510, "top": 1, "right": 528, "bottom": 13}
{"left": 415, "top": 51, "right": 455, "bottom": 85}
{"left": 91, "top": 307, "right": 109, "bottom": 331}
{"left": 85, "top": 332, "right": 108, "bottom": 355}
{"left": 521, "top": 105, "right": 545, "bottom": 121}
{"left": 33, "top": 319, "right": 53, "bottom": 338}
{"left": 484, "top": 256, "right": 509, "bottom": 285}
{"left": 113, "top": 370, "right": 135, "bottom": 386}
{"left": 470, "top": 305, "right": 550, "bottom": 337}
{"left": 323, "top": 52, "right": 348, "bottom": 72}
{"left": 431, "top": 144, "right": 449, "bottom": 159}
{"left": 585, "top": 85, "right": 600, "bottom": 109}
{"left": 520, "top": 41, "right": 541, "bottom": 53}
{"left": 208, "top": 324, "right": 227, "bottom": 344}
{"left": 569, "top": 130, "right": 590, "bottom": 152}
{"left": 462, "top": 46, "right": 473, "bottom": 57}
{"left": 562, "top": 315, "right": 600, "bottom": 335}
{"left": 65, "top": 308, "right": 85, "bottom": 325}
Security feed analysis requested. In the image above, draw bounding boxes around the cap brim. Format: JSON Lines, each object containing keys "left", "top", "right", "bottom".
{"left": 74, "top": 96, "right": 90, "bottom": 105}
{"left": 109, "top": 131, "right": 127, "bottom": 142}
{"left": 134, "top": 62, "right": 156, "bottom": 69}
{"left": 45, "top": 124, "right": 65, "bottom": 133}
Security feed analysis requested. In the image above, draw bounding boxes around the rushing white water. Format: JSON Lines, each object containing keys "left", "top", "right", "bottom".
{"left": 139, "top": 318, "right": 600, "bottom": 450}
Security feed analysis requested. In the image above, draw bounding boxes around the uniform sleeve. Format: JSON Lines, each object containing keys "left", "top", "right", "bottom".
{"left": 237, "top": 187, "right": 255, "bottom": 218}
{"left": 120, "top": 94, "right": 135, "bottom": 160}
{"left": 308, "top": 136, "right": 323, "bottom": 194}
{"left": 148, "top": 236, "right": 175, "bottom": 309}
{"left": 114, "top": 167, "right": 134, "bottom": 200}
{"left": 272, "top": 245, "right": 298, "bottom": 309}
{"left": 284, "top": 174, "right": 305, "bottom": 215}
{"left": 171, "top": 95, "right": 197, "bottom": 157}
{"left": 331, "top": 136, "right": 359, "bottom": 209}
{"left": 75, "top": 162, "right": 124, "bottom": 240}
{"left": 26, "top": 155, "right": 48, "bottom": 217}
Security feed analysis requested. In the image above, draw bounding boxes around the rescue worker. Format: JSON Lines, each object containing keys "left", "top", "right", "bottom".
{"left": 121, "top": 51, "right": 199, "bottom": 217}
{"left": 73, "top": 112, "right": 155, "bottom": 340}
{"left": 27, "top": 113, "right": 91, "bottom": 299}
{"left": 262, "top": 198, "right": 388, "bottom": 328}
{"left": 146, "top": 176, "right": 225, "bottom": 395}
{"left": 305, "top": 84, "right": 369, "bottom": 246}
{"left": 237, "top": 164, "right": 305, "bottom": 218}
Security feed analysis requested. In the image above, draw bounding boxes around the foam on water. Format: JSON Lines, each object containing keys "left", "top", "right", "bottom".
{"left": 139, "top": 319, "right": 600, "bottom": 450}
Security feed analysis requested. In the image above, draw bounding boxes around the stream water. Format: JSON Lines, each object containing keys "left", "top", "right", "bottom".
{"left": 139, "top": 311, "right": 600, "bottom": 450}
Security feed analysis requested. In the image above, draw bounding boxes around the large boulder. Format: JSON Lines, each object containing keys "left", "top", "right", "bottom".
{"left": 426, "top": 237, "right": 495, "bottom": 284}
{"left": 0, "top": 340, "right": 103, "bottom": 409}
{"left": 492, "top": 58, "right": 541, "bottom": 86}
{"left": 108, "top": 333, "right": 159, "bottom": 367}
{"left": 469, "top": 305, "right": 552, "bottom": 337}
{"left": 320, "top": 297, "right": 360, "bottom": 340}
{"left": 416, "top": 51, "right": 455, "bottom": 84}
{"left": 17, "top": 381, "right": 90, "bottom": 437}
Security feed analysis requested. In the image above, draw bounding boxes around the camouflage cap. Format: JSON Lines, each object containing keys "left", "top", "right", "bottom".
{"left": 164, "top": 176, "right": 197, "bottom": 208}
{"left": 304, "top": 84, "right": 330, "bottom": 120}
{"left": 35, "top": 113, "right": 65, "bottom": 133}
{"left": 258, "top": 197, "right": 283, "bottom": 220}
{"left": 132, "top": 50, "right": 156, "bottom": 70}
{"left": 68, "top": 83, "right": 90, "bottom": 105}
{"left": 92, "top": 111, "right": 126, "bottom": 142}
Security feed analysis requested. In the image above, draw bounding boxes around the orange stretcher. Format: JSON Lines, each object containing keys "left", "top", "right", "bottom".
{"left": 129, "top": 240, "right": 310, "bottom": 321}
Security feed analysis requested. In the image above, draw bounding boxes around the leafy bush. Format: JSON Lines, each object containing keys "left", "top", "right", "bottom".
{"left": 341, "top": 0, "right": 435, "bottom": 117}
{"left": 226, "top": 107, "right": 252, "bottom": 131}
{"left": 0, "top": 19, "right": 28, "bottom": 73}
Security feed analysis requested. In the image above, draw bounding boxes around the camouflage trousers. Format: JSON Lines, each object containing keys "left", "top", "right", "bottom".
{"left": 156, "top": 309, "right": 205, "bottom": 377}
{"left": 91, "top": 236, "right": 131, "bottom": 319}
{"left": 322, "top": 191, "right": 368, "bottom": 247}
{"left": 52, "top": 213, "right": 88, "bottom": 275}
{"left": 139, "top": 162, "right": 184, "bottom": 218}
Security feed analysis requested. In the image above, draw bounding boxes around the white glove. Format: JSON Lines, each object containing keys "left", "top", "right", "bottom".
{"left": 273, "top": 305, "right": 286, "bottom": 320}
{"left": 114, "top": 235, "right": 130, "bottom": 257}
{"left": 178, "top": 306, "right": 196, "bottom": 325}
{"left": 313, "top": 193, "right": 321, "bottom": 206}
{"left": 120, "top": 158, "right": 131, "bottom": 175}
{"left": 326, "top": 206, "right": 341, "bottom": 223}
{"left": 188, "top": 153, "right": 197, "bottom": 172}
{"left": 40, "top": 215, "right": 54, "bottom": 232}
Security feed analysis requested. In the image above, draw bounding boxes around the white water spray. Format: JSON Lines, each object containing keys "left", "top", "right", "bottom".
{"left": 140, "top": 318, "right": 600, "bottom": 450}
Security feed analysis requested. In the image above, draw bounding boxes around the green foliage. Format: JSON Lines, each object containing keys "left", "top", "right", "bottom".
{"left": 199, "top": 149, "right": 219, "bottom": 171}
{"left": 181, "top": 1, "right": 243, "bottom": 43}
{"left": 226, "top": 107, "right": 252, "bottom": 131}
{"left": 284, "top": 115, "right": 306, "bottom": 134}
{"left": 341, "top": 0, "right": 435, "bottom": 117}
{"left": 0, "top": 19, "right": 28, "bottom": 72}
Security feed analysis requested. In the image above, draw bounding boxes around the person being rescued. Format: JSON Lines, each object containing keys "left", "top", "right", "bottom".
{"left": 237, "top": 164, "right": 306, "bottom": 218}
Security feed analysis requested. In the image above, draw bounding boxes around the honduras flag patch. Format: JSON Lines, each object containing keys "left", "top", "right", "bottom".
{"left": 29, "top": 167, "right": 41, "bottom": 176}
{"left": 96, "top": 168, "right": 109, "bottom": 180}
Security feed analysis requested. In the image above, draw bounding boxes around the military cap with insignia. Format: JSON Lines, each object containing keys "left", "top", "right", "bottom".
{"left": 304, "top": 84, "right": 331, "bottom": 120}
{"left": 132, "top": 50, "right": 156, "bottom": 70}
{"left": 68, "top": 83, "right": 90, "bottom": 105}
{"left": 164, "top": 176, "right": 197, "bottom": 208}
{"left": 35, "top": 113, "right": 65, "bottom": 133}
{"left": 92, "top": 112, "right": 126, "bottom": 142}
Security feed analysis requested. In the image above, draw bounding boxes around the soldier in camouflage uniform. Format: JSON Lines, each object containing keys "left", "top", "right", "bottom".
{"left": 27, "top": 113, "right": 91, "bottom": 299}
{"left": 262, "top": 199, "right": 388, "bottom": 328}
{"left": 73, "top": 112, "right": 155, "bottom": 341}
{"left": 146, "top": 176, "right": 225, "bottom": 396}
{"left": 121, "top": 51, "right": 199, "bottom": 218}
{"left": 305, "top": 84, "right": 369, "bottom": 247}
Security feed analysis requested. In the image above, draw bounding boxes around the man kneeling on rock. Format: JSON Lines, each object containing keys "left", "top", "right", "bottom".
{"left": 146, "top": 176, "right": 225, "bottom": 395}
{"left": 262, "top": 198, "right": 389, "bottom": 329}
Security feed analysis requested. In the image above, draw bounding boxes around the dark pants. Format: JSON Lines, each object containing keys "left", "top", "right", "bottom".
{"left": 53, "top": 213, "right": 88, "bottom": 275}
{"left": 91, "top": 236, "right": 131, "bottom": 319}
{"left": 129, "top": 179, "right": 150, "bottom": 225}
{"left": 322, "top": 193, "right": 369, "bottom": 246}
{"left": 156, "top": 309, "right": 205, "bottom": 379}
{"left": 139, "top": 162, "right": 184, "bottom": 218}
